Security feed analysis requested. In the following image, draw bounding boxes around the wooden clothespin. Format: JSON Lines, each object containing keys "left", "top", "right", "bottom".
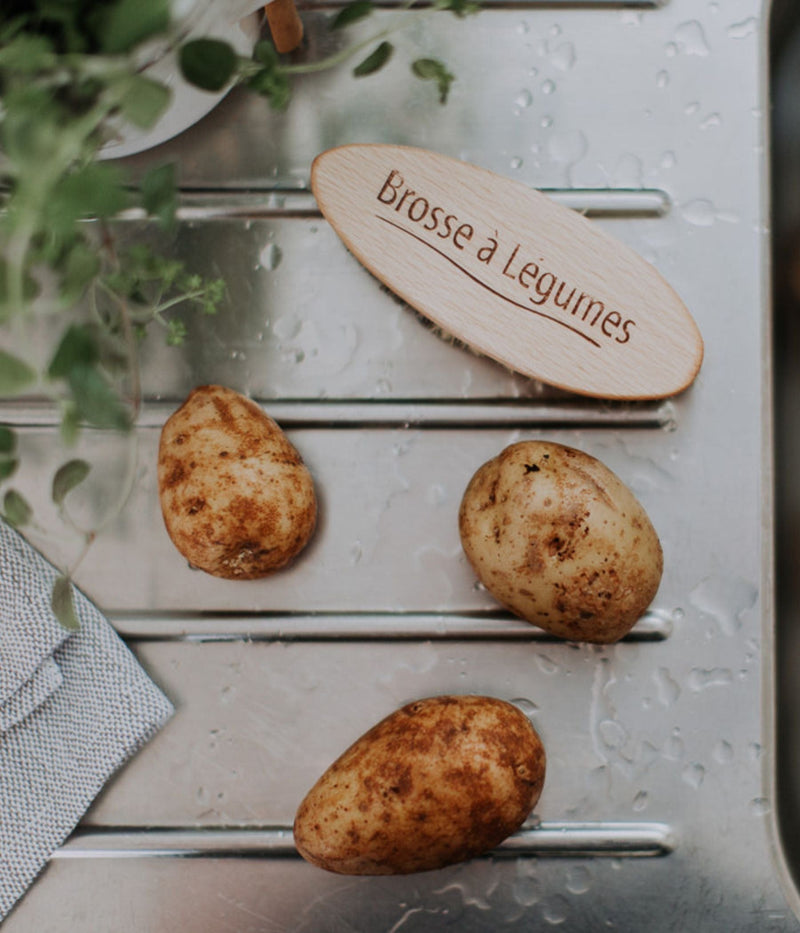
{"left": 265, "top": 0, "right": 304, "bottom": 53}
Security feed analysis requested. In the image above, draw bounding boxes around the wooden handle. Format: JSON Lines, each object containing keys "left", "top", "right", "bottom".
{"left": 311, "top": 145, "right": 704, "bottom": 401}
{"left": 265, "top": 0, "right": 304, "bottom": 54}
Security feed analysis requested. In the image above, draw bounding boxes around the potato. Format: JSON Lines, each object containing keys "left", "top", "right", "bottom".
{"left": 459, "top": 441, "right": 663, "bottom": 643}
{"left": 293, "top": 695, "right": 545, "bottom": 875}
{"left": 157, "top": 385, "right": 317, "bottom": 578}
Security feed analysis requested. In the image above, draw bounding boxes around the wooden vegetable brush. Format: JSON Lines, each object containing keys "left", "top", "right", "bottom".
{"left": 311, "top": 144, "right": 703, "bottom": 400}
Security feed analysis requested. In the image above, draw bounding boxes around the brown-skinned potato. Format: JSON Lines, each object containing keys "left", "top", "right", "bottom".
{"left": 459, "top": 440, "right": 663, "bottom": 643}
{"left": 293, "top": 695, "right": 546, "bottom": 875}
{"left": 158, "top": 385, "right": 317, "bottom": 579}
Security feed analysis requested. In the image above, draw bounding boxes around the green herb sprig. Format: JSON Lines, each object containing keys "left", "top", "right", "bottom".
{"left": 0, "top": 0, "right": 226, "bottom": 626}
{"left": 0, "top": 0, "right": 478, "bottom": 629}
{"left": 178, "top": 0, "right": 478, "bottom": 111}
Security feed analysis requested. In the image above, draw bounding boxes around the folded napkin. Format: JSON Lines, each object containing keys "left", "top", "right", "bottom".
{"left": 0, "top": 520, "right": 173, "bottom": 920}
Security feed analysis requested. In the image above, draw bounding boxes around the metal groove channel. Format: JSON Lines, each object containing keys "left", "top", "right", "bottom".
{"left": 0, "top": 400, "right": 676, "bottom": 430}
{"left": 113, "top": 610, "right": 673, "bottom": 641}
{"left": 116, "top": 188, "right": 671, "bottom": 221}
{"left": 53, "top": 822, "right": 674, "bottom": 859}
{"left": 302, "top": 2, "right": 667, "bottom": 10}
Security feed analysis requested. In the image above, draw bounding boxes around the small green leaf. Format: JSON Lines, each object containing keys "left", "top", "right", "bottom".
{"left": 0, "top": 427, "right": 15, "bottom": 456}
{"left": 52, "top": 459, "right": 91, "bottom": 506}
{"left": 48, "top": 325, "right": 99, "bottom": 379}
{"left": 331, "top": 0, "right": 374, "bottom": 30}
{"left": 51, "top": 163, "right": 130, "bottom": 223}
{"left": 437, "top": 0, "right": 481, "bottom": 16}
{"left": 253, "top": 39, "right": 279, "bottom": 68}
{"left": 0, "top": 34, "right": 56, "bottom": 72}
{"left": 51, "top": 576, "right": 81, "bottom": 632}
{"left": 141, "top": 163, "right": 177, "bottom": 230}
{"left": 67, "top": 365, "right": 131, "bottom": 431}
{"left": 353, "top": 41, "right": 393, "bottom": 77}
{"left": 0, "top": 351, "right": 36, "bottom": 396}
{"left": 0, "top": 259, "right": 40, "bottom": 321}
{"left": 0, "top": 459, "right": 18, "bottom": 482}
{"left": 93, "top": 0, "right": 170, "bottom": 54}
{"left": 411, "top": 57, "right": 455, "bottom": 103}
{"left": 247, "top": 67, "right": 291, "bottom": 110}
{"left": 166, "top": 318, "right": 188, "bottom": 346}
{"left": 117, "top": 75, "right": 171, "bottom": 130}
{"left": 59, "top": 242, "right": 101, "bottom": 305}
{"left": 179, "top": 39, "right": 238, "bottom": 92}
{"left": 0, "top": 86, "right": 60, "bottom": 166}
{"left": 3, "top": 489, "right": 31, "bottom": 528}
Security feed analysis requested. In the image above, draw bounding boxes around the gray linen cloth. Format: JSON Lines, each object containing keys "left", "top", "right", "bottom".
{"left": 0, "top": 520, "right": 173, "bottom": 920}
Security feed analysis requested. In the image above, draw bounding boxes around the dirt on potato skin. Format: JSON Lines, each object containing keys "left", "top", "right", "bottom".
{"left": 459, "top": 440, "right": 663, "bottom": 644}
{"left": 293, "top": 695, "right": 546, "bottom": 875}
{"left": 158, "top": 385, "right": 317, "bottom": 579}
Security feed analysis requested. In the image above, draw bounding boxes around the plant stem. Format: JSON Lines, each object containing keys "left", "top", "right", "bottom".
{"left": 276, "top": 0, "right": 443, "bottom": 76}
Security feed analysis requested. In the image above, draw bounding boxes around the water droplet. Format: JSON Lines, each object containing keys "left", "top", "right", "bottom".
{"left": 511, "top": 156, "right": 524, "bottom": 170}
{"left": 689, "top": 575, "right": 758, "bottom": 635}
{"left": 513, "top": 874, "right": 542, "bottom": 906}
{"left": 540, "top": 895, "right": 569, "bottom": 925}
{"left": 750, "top": 797, "right": 770, "bottom": 817}
{"left": 728, "top": 17, "right": 757, "bottom": 39}
{"left": 512, "top": 698, "right": 540, "bottom": 718}
{"left": 515, "top": 89, "right": 533, "bottom": 108}
{"left": 664, "top": 730, "right": 684, "bottom": 761}
{"left": 687, "top": 667, "right": 733, "bottom": 691}
{"left": 349, "top": 541, "right": 363, "bottom": 565}
{"left": 516, "top": 21, "right": 530, "bottom": 35}
{"left": 656, "top": 70, "right": 670, "bottom": 88}
{"left": 427, "top": 483, "right": 447, "bottom": 507}
{"left": 259, "top": 242, "right": 282, "bottom": 271}
{"left": 632, "top": 790, "right": 649, "bottom": 812}
{"left": 661, "top": 151, "right": 677, "bottom": 169}
{"left": 540, "top": 115, "right": 554, "bottom": 129}
{"left": 682, "top": 763, "right": 705, "bottom": 789}
{"left": 541, "top": 79, "right": 556, "bottom": 95}
{"left": 536, "top": 654, "right": 560, "bottom": 675}
{"left": 700, "top": 112, "right": 722, "bottom": 130}
{"left": 613, "top": 153, "right": 644, "bottom": 188}
{"left": 655, "top": 667, "right": 681, "bottom": 707}
{"left": 680, "top": 199, "right": 717, "bottom": 227}
{"left": 547, "top": 130, "right": 588, "bottom": 168}
{"left": 685, "top": 101, "right": 701, "bottom": 116}
{"left": 665, "top": 41, "right": 678, "bottom": 58}
{"left": 598, "top": 719, "right": 628, "bottom": 749}
{"left": 639, "top": 740, "right": 660, "bottom": 770}
{"left": 712, "top": 740, "right": 734, "bottom": 764}
{"left": 674, "top": 20, "right": 710, "bottom": 56}
{"left": 587, "top": 764, "right": 609, "bottom": 795}
{"left": 749, "top": 742, "right": 763, "bottom": 761}
{"left": 672, "top": 607, "right": 685, "bottom": 622}
{"left": 621, "top": 11, "right": 642, "bottom": 27}
{"left": 220, "top": 684, "right": 236, "bottom": 704}
{"left": 551, "top": 42, "right": 576, "bottom": 71}
{"left": 549, "top": 24, "right": 562, "bottom": 38}
{"left": 565, "top": 865, "right": 591, "bottom": 895}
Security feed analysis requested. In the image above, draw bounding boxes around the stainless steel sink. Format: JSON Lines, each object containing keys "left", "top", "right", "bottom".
{"left": 6, "top": 0, "right": 800, "bottom": 928}
{"left": 774, "top": 0, "right": 800, "bottom": 909}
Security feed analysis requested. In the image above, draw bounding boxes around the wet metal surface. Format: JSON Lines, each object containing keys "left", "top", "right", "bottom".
{"left": 5, "top": 0, "right": 800, "bottom": 929}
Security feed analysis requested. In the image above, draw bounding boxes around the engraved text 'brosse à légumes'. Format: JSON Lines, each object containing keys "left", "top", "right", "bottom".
{"left": 376, "top": 169, "right": 636, "bottom": 349}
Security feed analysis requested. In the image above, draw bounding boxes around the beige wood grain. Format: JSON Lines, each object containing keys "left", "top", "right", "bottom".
{"left": 311, "top": 145, "right": 703, "bottom": 401}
